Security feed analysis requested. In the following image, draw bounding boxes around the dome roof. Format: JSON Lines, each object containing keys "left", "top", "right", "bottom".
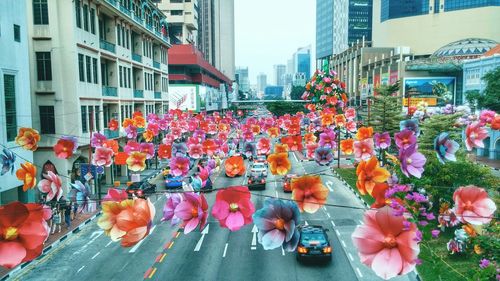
{"left": 432, "top": 38, "right": 498, "bottom": 58}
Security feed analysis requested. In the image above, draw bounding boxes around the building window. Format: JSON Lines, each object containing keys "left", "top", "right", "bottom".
{"left": 117, "top": 24, "right": 121, "bottom": 46}
{"left": 86, "top": 56, "right": 92, "bottom": 83}
{"left": 13, "top": 25, "right": 21, "bottom": 42}
{"left": 78, "top": 54, "right": 85, "bottom": 82}
{"left": 39, "top": 106, "right": 55, "bottom": 134}
{"left": 3, "top": 74, "right": 17, "bottom": 141}
{"left": 119, "top": 66, "right": 123, "bottom": 87}
{"left": 36, "top": 52, "right": 52, "bottom": 81}
{"left": 33, "top": 0, "right": 49, "bottom": 25}
{"left": 75, "top": 0, "right": 81, "bottom": 28}
{"left": 444, "top": 0, "right": 500, "bottom": 12}
{"left": 171, "top": 10, "right": 183, "bottom": 16}
{"left": 83, "top": 4, "right": 89, "bottom": 31}
{"left": 95, "top": 106, "right": 100, "bottom": 131}
{"left": 90, "top": 8, "right": 96, "bottom": 34}
{"left": 127, "top": 68, "right": 131, "bottom": 88}
{"left": 92, "top": 58, "right": 98, "bottom": 84}
{"left": 81, "top": 106, "right": 88, "bottom": 133}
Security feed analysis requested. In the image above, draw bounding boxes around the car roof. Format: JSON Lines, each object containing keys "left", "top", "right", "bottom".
{"left": 300, "top": 225, "right": 327, "bottom": 234}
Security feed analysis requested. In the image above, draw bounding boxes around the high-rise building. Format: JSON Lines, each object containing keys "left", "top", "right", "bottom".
{"left": 0, "top": 0, "right": 35, "bottom": 204}
{"left": 373, "top": 0, "right": 500, "bottom": 55}
{"left": 158, "top": 0, "right": 198, "bottom": 45}
{"left": 235, "top": 67, "right": 250, "bottom": 92}
{"left": 273, "top": 64, "right": 287, "bottom": 86}
{"left": 257, "top": 73, "right": 267, "bottom": 92}
{"left": 199, "top": 0, "right": 215, "bottom": 64}
{"left": 25, "top": 0, "right": 171, "bottom": 194}
{"left": 293, "top": 45, "right": 312, "bottom": 80}
{"left": 316, "top": 0, "right": 372, "bottom": 62}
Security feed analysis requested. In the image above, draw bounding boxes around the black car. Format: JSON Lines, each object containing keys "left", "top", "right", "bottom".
{"left": 247, "top": 174, "right": 266, "bottom": 190}
{"left": 296, "top": 225, "right": 332, "bottom": 262}
{"left": 126, "top": 181, "right": 156, "bottom": 199}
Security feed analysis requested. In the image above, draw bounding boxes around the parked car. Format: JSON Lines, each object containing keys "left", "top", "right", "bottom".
{"left": 165, "top": 174, "right": 184, "bottom": 189}
{"left": 126, "top": 181, "right": 156, "bottom": 199}
{"left": 283, "top": 174, "right": 299, "bottom": 193}
{"left": 201, "top": 177, "right": 214, "bottom": 192}
{"left": 296, "top": 225, "right": 332, "bottom": 263}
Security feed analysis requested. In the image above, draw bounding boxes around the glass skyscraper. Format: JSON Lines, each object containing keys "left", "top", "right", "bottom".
{"left": 316, "top": 0, "right": 334, "bottom": 59}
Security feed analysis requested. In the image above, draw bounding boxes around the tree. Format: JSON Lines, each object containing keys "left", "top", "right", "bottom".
{"left": 465, "top": 90, "right": 481, "bottom": 112}
{"left": 368, "top": 81, "right": 403, "bottom": 135}
{"left": 266, "top": 101, "right": 306, "bottom": 116}
{"left": 290, "top": 85, "right": 305, "bottom": 100}
{"left": 418, "top": 113, "right": 462, "bottom": 151}
{"left": 478, "top": 66, "right": 500, "bottom": 112}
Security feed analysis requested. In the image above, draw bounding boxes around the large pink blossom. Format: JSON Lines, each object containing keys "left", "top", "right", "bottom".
{"left": 452, "top": 186, "right": 496, "bottom": 225}
{"left": 352, "top": 206, "right": 420, "bottom": 280}
{"left": 344, "top": 107, "right": 356, "bottom": 120}
{"left": 212, "top": 186, "right": 255, "bottom": 231}
{"left": 174, "top": 193, "right": 208, "bottom": 234}
{"left": 124, "top": 141, "right": 140, "bottom": 154}
{"left": 188, "top": 143, "right": 204, "bottom": 159}
{"left": 465, "top": 122, "right": 488, "bottom": 151}
{"left": 353, "top": 139, "right": 375, "bottom": 161}
{"left": 169, "top": 156, "right": 190, "bottom": 177}
{"left": 256, "top": 138, "right": 271, "bottom": 155}
{"left": 140, "top": 143, "right": 155, "bottom": 159}
{"left": 37, "top": 171, "right": 63, "bottom": 201}
{"left": 92, "top": 147, "right": 114, "bottom": 167}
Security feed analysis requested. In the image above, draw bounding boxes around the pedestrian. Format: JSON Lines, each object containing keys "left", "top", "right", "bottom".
{"left": 64, "top": 201, "right": 72, "bottom": 228}
{"left": 51, "top": 207, "right": 62, "bottom": 234}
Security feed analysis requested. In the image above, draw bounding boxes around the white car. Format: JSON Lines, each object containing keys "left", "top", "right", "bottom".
{"left": 250, "top": 162, "right": 267, "bottom": 176}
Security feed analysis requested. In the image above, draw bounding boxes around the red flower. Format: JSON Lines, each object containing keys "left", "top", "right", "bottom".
{"left": 281, "top": 136, "right": 303, "bottom": 151}
{"left": 202, "top": 139, "right": 219, "bottom": 156}
{"left": 108, "top": 119, "right": 119, "bottom": 131}
{"left": 158, "top": 144, "right": 172, "bottom": 159}
{"left": 53, "top": 139, "right": 75, "bottom": 159}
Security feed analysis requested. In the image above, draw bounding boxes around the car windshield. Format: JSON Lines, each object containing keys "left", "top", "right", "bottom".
{"left": 301, "top": 233, "right": 327, "bottom": 243}
{"left": 252, "top": 164, "right": 265, "bottom": 169}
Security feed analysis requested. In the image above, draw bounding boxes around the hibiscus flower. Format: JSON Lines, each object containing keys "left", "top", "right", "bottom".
{"left": 157, "top": 144, "right": 172, "bottom": 159}
{"left": 174, "top": 193, "right": 208, "bottom": 234}
{"left": 126, "top": 152, "right": 147, "bottom": 172}
{"left": 267, "top": 153, "right": 291, "bottom": 175}
{"left": 314, "top": 147, "right": 334, "bottom": 166}
{"left": 465, "top": 122, "right": 488, "bottom": 151}
{"left": 225, "top": 156, "right": 246, "bottom": 177}
{"left": 291, "top": 175, "right": 329, "bottom": 213}
{"left": 356, "top": 157, "right": 390, "bottom": 195}
{"left": 92, "top": 147, "right": 114, "bottom": 167}
{"left": 354, "top": 138, "right": 375, "bottom": 161}
{"left": 212, "top": 187, "right": 255, "bottom": 231}
{"left": 274, "top": 144, "right": 289, "bottom": 153}
{"left": 452, "top": 186, "right": 496, "bottom": 225}
{"left": 108, "top": 119, "right": 119, "bottom": 131}
{"left": 37, "top": 171, "right": 63, "bottom": 201}
{"left": 91, "top": 132, "right": 107, "bottom": 148}
{"left": 53, "top": 138, "right": 75, "bottom": 159}
{"left": 318, "top": 130, "right": 336, "bottom": 148}
{"left": 169, "top": 156, "right": 190, "bottom": 177}
{"left": 161, "top": 194, "right": 183, "bottom": 226}
{"left": 394, "top": 129, "right": 416, "bottom": 150}
{"left": 15, "top": 128, "right": 40, "bottom": 151}
{"left": 434, "top": 132, "right": 459, "bottom": 164}
{"left": 256, "top": 138, "right": 271, "bottom": 155}
{"left": 399, "top": 143, "right": 426, "bottom": 178}
{"left": 188, "top": 143, "right": 204, "bottom": 159}
{"left": 267, "top": 127, "right": 280, "bottom": 138}
{"left": 374, "top": 132, "right": 391, "bottom": 150}
{"left": 340, "top": 139, "right": 354, "bottom": 155}
{"left": 356, "top": 127, "right": 373, "bottom": 141}
{"left": 202, "top": 139, "right": 219, "bottom": 156}
{"left": 16, "top": 162, "right": 37, "bottom": 191}
{"left": 281, "top": 136, "right": 303, "bottom": 151}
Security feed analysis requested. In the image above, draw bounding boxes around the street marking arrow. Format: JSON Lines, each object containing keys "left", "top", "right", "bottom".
{"left": 251, "top": 224, "right": 258, "bottom": 250}
{"left": 194, "top": 224, "right": 209, "bottom": 252}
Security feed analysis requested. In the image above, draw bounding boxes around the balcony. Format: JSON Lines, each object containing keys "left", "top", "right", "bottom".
{"left": 132, "top": 53, "right": 142, "bottom": 63}
{"left": 133, "top": 15, "right": 143, "bottom": 24}
{"left": 146, "top": 24, "right": 153, "bottom": 32}
{"left": 104, "top": 128, "right": 119, "bottom": 139}
{"left": 155, "top": 30, "right": 161, "bottom": 37}
{"left": 100, "top": 39, "right": 115, "bottom": 53}
{"left": 134, "top": 89, "right": 144, "bottom": 98}
{"left": 105, "top": 0, "right": 116, "bottom": 5}
{"left": 102, "top": 86, "right": 118, "bottom": 97}
{"left": 119, "top": 5, "right": 131, "bottom": 16}
{"left": 153, "top": 61, "right": 160, "bottom": 69}
{"left": 154, "top": 92, "right": 161, "bottom": 99}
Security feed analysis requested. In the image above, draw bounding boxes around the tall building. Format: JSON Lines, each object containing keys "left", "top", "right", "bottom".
{"left": 273, "top": 64, "right": 286, "bottom": 86}
{"left": 264, "top": 86, "right": 284, "bottom": 100}
{"left": 373, "top": 0, "right": 500, "bottom": 55}
{"left": 293, "top": 45, "right": 312, "bottom": 80}
{"left": 0, "top": 0, "right": 35, "bottom": 204}
{"left": 257, "top": 73, "right": 267, "bottom": 92}
{"left": 235, "top": 67, "right": 250, "bottom": 92}
{"left": 316, "top": 0, "right": 372, "bottom": 62}
{"left": 199, "top": 0, "right": 215, "bottom": 64}
{"left": 213, "top": 0, "right": 235, "bottom": 80}
{"left": 26, "top": 0, "right": 171, "bottom": 194}
{"left": 158, "top": 0, "right": 198, "bottom": 45}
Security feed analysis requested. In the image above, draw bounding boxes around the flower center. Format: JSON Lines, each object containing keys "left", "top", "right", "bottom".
{"left": 362, "top": 148, "right": 366, "bottom": 152}
{"left": 4, "top": 226, "right": 19, "bottom": 240}
{"left": 229, "top": 203, "right": 239, "bottom": 212}
{"left": 464, "top": 201, "right": 473, "bottom": 211}
{"left": 274, "top": 218, "right": 285, "bottom": 230}
{"left": 407, "top": 158, "right": 412, "bottom": 164}
{"left": 191, "top": 207, "right": 199, "bottom": 218}
{"left": 383, "top": 234, "right": 397, "bottom": 248}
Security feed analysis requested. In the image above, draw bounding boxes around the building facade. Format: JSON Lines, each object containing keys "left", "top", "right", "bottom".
{"left": 293, "top": 45, "right": 312, "bottom": 80}
{"left": 373, "top": 0, "right": 500, "bottom": 55}
{"left": 213, "top": 0, "right": 235, "bottom": 80}
{"left": 26, "top": 0, "right": 171, "bottom": 196}
{"left": 264, "top": 86, "right": 284, "bottom": 100}
{"left": 158, "top": 0, "right": 198, "bottom": 45}
{"left": 0, "top": 0, "right": 35, "bottom": 204}
{"left": 462, "top": 45, "right": 500, "bottom": 95}
{"left": 257, "top": 73, "right": 267, "bottom": 93}
{"left": 316, "top": 0, "right": 334, "bottom": 60}
{"left": 273, "top": 64, "right": 286, "bottom": 86}
{"left": 235, "top": 67, "right": 250, "bottom": 92}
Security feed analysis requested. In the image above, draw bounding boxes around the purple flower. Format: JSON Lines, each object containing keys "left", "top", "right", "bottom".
{"left": 91, "top": 132, "right": 107, "bottom": 148}
{"left": 193, "top": 129, "right": 206, "bottom": 142}
{"left": 400, "top": 119, "right": 420, "bottom": 136}
{"left": 125, "top": 125, "right": 138, "bottom": 139}
{"left": 387, "top": 173, "right": 399, "bottom": 186}
{"left": 244, "top": 142, "right": 256, "bottom": 158}
{"left": 426, "top": 213, "right": 435, "bottom": 220}
{"left": 431, "top": 229, "right": 440, "bottom": 238}
{"left": 442, "top": 104, "right": 454, "bottom": 114}
{"left": 402, "top": 220, "right": 411, "bottom": 230}
{"left": 479, "top": 258, "right": 490, "bottom": 269}
{"left": 414, "top": 230, "right": 423, "bottom": 242}
{"left": 319, "top": 130, "right": 337, "bottom": 148}
{"left": 373, "top": 132, "right": 391, "bottom": 149}
{"left": 314, "top": 147, "right": 334, "bottom": 166}
{"left": 161, "top": 194, "right": 183, "bottom": 226}
{"left": 394, "top": 129, "right": 417, "bottom": 150}
{"left": 172, "top": 142, "right": 188, "bottom": 157}
{"left": 434, "top": 132, "right": 460, "bottom": 164}
{"left": 252, "top": 198, "right": 301, "bottom": 251}
{"left": 399, "top": 143, "right": 426, "bottom": 178}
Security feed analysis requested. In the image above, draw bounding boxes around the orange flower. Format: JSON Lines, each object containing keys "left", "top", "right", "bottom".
{"left": 15, "top": 128, "right": 40, "bottom": 151}
{"left": 157, "top": 144, "right": 171, "bottom": 159}
{"left": 219, "top": 123, "right": 229, "bottom": 133}
{"left": 306, "top": 103, "right": 316, "bottom": 111}
{"left": 126, "top": 152, "right": 146, "bottom": 172}
{"left": 326, "top": 96, "right": 338, "bottom": 105}
{"left": 304, "top": 133, "right": 317, "bottom": 145}
{"left": 321, "top": 114, "right": 334, "bottom": 126}
{"left": 462, "top": 224, "right": 478, "bottom": 237}
{"left": 491, "top": 115, "right": 500, "bottom": 130}
{"left": 267, "top": 127, "right": 280, "bottom": 138}
{"left": 225, "top": 156, "right": 246, "bottom": 177}
{"left": 132, "top": 111, "right": 143, "bottom": 118}
{"left": 370, "top": 183, "right": 389, "bottom": 208}
{"left": 291, "top": 175, "right": 329, "bottom": 213}
{"left": 267, "top": 153, "right": 291, "bottom": 175}
{"left": 202, "top": 139, "right": 219, "bottom": 156}
{"left": 281, "top": 136, "right": 302, "bottom": 151}
{"left": 274, "top": 143, "right": 289, "bottom": 153}
{"left": 143, "top": 130, "right": 154, "bottom": 142}
{"left": 340, "top": 139, "right": 354, "bottom": 155}
{"left": 103, "top": 140, "right": 119, "bottom": 154}
{"left": 356, "top": 156, "right": 390, "bottom": 195}
{"left": 108, "top": 119, "right": 119, "bottom": 131}
{"left": 288, "top": 124, "right": 301, "bottom": 135}
{"left": 133, "top": 116, "right": 146, "bottom": 128}
{"left": 334, "top": 114, "right": 346, "bottom": 127}
{"left": 15, "top": 162, "right": 37, "bottom": 191}
{"left": 251, "top": 125, "right": 261, "bottom": 135}
{"left": 53, "top": 139, "right": 75, "bottom": 159}
{"left": 122, "top": 118, "right": 135, "bottom": 128}
{"left": 356, "top": 126, "right": 373, "bottom": 140}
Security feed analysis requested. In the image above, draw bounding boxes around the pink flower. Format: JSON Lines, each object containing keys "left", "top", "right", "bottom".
{"left": 188, "top": 143, "right": 203, "bottom": 159}
{"left": 169, "top": 156, "right": 190, "bottom": 177}
{"left": 103, "top": 188, "right": 128, "bottom": 202}
{"left": 92, "top": 147, "right": 113, "bottom": 167}
{"left": 161, "top": 194, "right": 183, "bottom": 226}
{"left": 465, "top": 122, "right": 488, "bottom": 151}
{"left": 374, "top": 132, "right": 391, "bottom": 149}
{"left": 354, "top": 139, "right": 375, "bottom": 161}
{"left": 479, "top": 110, "right": 496, "bottom": 125}
{"left": 212, "top": 186, "right": 255, "bottom": 231}
{"left": 124, "top": 141, "right": 140, "bottom": 154}
{"left": 346, "top": 120, "right": 357, "bottom": 132}
{"left": 399, "top": 143, "right": 426, "bottom": 178}
{"left": 306, "top": 143, "right": 319, "bottom": 159}
{"left": 140, "top": 143, "right": 155, "bottom": 159}
{"left": 125, "top": 125, "right": 137, "bottom": 139}
{"left": 394, "top": 129, "right": 417, "bottom": 150}
{"left": 452, "top": 186, "right": 496, "bottom": 225}
{"left": 37, "top": 171, "right": 63, "bottom": 201}
{"left": 352, "top": 206, "right": 420, "bottom": 280}
{"left": 174, "top": 193, "right": 208, "bottom": 234}
{"left": 345, "top": 108, "right": 356, "bottom": 120}
{"left": 256, "top": 138, "right": 271, "bottom": 155}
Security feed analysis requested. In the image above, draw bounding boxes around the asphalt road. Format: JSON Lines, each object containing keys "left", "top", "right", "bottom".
{"left": 11, "top": 150, "right": 416, "bottom": 281}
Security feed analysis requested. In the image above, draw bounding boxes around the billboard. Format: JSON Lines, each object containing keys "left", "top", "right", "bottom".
{"left": 169, "top": 85, "right": 199, "bottom": 112}
{"left": 381, "top": 72, "right": 389, "bottom": 86}
{"left": 403, "top": 77, "right": 455, "bottom": 107}
{"left": 389, "top": 70, "right": 398, "bottom": 84}
{"left": 360, "top": 78, "right": 368, "bottom": 98}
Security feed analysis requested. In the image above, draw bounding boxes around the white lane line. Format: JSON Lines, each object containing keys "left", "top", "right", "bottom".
{"left": 304, "top": 220, "right": 309, "bottom": 226}
{"left": 105, "top": 241, "right": 113, "bottom": 248}
{"left": 222, "top": 243, "right": 228, "bottom": 258}
{"left": 77, "top": 266, "right": 85, "bottom": 273}
{"left": 91, "top": 251, "right": 100, "bottom": 259}
{"left": 358, "top": 220, "right": 364, "bottom": 225}
{"left": 341, "top": 240, "right": 347, "bottom": 248}
{"left": 275, "top": 190, "right": 279, "bottom": 198}
{"left": 281, "top": 247, "right": 285, "bottom": 256}
{"left": 251, "top": 246, "right": 257, "bottom": 250}
{"left": 348, "top": 253, "right": 354, "bottom": 261}
{"left": 242, "top": 172, "right": 247, "bottom": 185}
{"left": 322, "top": 206, "right": 327, "bottom": 211}
{"left": 326, "top": 212, "right": 331, "bottom": 218}
{"left": 129, "top": 225, "right": 157, "bottom": 253}
{"left": 326, "top": 181, "right": 334, "bottom": 192}
{"left": 335, "top": 229, "right": 341, "bottom": 236}
{"left": 331, "top": 220, "right": 336, "bottom": 227}
{"left": 292, "top": 152, "right": 299, "bottom": 163}
{"left": 356, "top": 267, "right": 364, "bottom": 278}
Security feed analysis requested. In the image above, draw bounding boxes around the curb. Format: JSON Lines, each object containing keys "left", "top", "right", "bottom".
{"left": 1, "top": 212, "right": 102, "bottom": 281}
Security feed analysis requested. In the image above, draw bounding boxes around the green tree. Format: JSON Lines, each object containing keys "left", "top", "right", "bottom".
{"left": 465, "top": 90, "right": 481, "bottom": 112}
{"left": 266, "top": 101, "right": 306, "bottom": 116}
{"left": 418, "top": 113, "right": 462, "bottom": 151}
{"left": 290, "top": 85, "right": 305, "bottom": 100}
{"left": 368, "top": 81, "right": 403, "bottom": 135}
{"left": 478, "top": 66, "right": 500, "bottom": 112}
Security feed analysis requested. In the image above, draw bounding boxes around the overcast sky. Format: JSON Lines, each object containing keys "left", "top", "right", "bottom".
{"left": 234, "top": 0, "right": 316, "bottom": 85}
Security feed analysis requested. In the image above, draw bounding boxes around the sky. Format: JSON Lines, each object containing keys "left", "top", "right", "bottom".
{"left": 234, "top": 0, "right": 316, "bottom": 85}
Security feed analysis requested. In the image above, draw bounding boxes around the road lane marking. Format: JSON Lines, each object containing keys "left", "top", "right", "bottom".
{"left": 358, "top": 220, "right": 363, "bottom": 225}
{"left": 348, "top": 253, "right": 354, "bottom": 261}
{"left": 331, "top": 220, "right": 336, "bottom": 227}
{"left": 91, "top": 251, "right": 100, "bottom": 259}
{"left": 326, "top": 181, "right": 334, "bottom": 192}
{"left": 223, "top": 243, "right": 228, "bottom": 257}
{"left": 335, "top": 229, "right": 341, "bottom": 236}
{"left": 129, "top": 225, "right": 157, "bottom": 253}
{"left": 356, "top": 267, "right": 363, "bottom": 278}
{"left": 322, "top": 206, "right": 327, "bottom": 211}
{"left": 281, "top": 247, "right": 285, "bottom": 256}
{"left": 194, "top": 224, "right": 209, "bottom": 251}
{"left": 144, "top": 268, "right": 153, "bottom": 279}
{"left": 304, "top": 220, "right": 309, "bottom": 226}
{"left": 326, "top": 212, "right": 331, "bottom": 218}
{"left": 149, "top": 267, "right": 157, "bottom": 279}
{"left": 168, "top": 241, "right": 174, "bottom": 249}
{"left": 251, "top": 246, "right": 256, "bottom": 250}
{"left": 77, "top": 266, "right": 85, "bottom": 273}
{"left": 105, "top": 241, "right": 113, "bottom": 247}
{"left": 251, "top": 224, "right": 258, "bottom": 250}
{"left": 340, "top": 240, "right": 347, "bottom": 248}
{"left": 292, "top": 152, "right": 299, "bottom": 163}
{"left": 159, "top": 253, "right": 166, "bottom": 263}
{"left": 176, "top": 232, "right": 180, "bottom": 238}
{"left": 275, "top": 190, "right": 279, "bottom": 198}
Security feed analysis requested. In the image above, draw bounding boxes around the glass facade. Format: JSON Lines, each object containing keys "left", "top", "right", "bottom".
{"left": 348, "top": 0, "right": 372, "bottom": 44}
{"left": 381, "top": 0, "right": 429, "bottom": 22}
{"left": 297, "top": 53, "right": 311, "bottom": 80}
{"left": 444, "top": 0, "right": 500, "bottom": 11}
{"left": 316, "top": 0, "right": 334, "bottom": 59}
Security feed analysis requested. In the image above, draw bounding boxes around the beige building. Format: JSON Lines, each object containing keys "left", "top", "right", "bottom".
{"left": 26, "top": 0, "right": 171, "bottom": 196}
{"left": 214, "top": 0, "right": 235, "bottom": 80}
{"left": 158, "top": 0, "right": 198, "bottom": 45}
{"left": 372, "top": 0, "right": 500, "bottom": 55}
